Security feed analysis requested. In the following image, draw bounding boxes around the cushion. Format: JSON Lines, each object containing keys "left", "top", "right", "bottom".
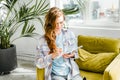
{"left": 75, "top": 49, "right": 117, "bottom": 73}
{"left": 80, "top": 70, "right": 103, "bottom": 80}
{"left": 77, "top": 35, "right": 120, "bottom": 54}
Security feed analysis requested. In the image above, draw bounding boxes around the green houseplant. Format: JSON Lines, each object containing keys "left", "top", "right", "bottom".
{"left": 0, "top": 0, "right": 49, "bottom": 74}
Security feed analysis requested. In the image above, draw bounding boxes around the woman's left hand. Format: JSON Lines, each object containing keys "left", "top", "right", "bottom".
{"left": 62, "top": 53, "right": 74, "bottom": 58}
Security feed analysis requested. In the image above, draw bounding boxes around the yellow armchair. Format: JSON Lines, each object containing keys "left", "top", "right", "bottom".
{"left": 36, "top": 68, "right": 44, "bottom": 80}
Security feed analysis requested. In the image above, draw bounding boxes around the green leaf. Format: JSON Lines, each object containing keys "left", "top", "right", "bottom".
{"left": 21, "top": 21, "right": 28, "bottom": 34}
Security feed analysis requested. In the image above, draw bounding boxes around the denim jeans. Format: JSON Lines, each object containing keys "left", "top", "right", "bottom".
{"left": 51, "top": 74, "right": 83, "bottom": 80}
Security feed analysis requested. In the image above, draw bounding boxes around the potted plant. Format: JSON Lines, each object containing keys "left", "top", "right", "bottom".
{"left": 0, "top": 0, "right": 49, "bottom": 74}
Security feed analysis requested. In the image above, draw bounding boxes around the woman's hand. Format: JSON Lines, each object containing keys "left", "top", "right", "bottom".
{"left": 62, "top": 53, "right": 75, "bottom": 58}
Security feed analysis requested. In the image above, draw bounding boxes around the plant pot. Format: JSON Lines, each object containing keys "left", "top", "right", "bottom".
{"left": 0, "top": 44, "right": 17, "bottom": 73}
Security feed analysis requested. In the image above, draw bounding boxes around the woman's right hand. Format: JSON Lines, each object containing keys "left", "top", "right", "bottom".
{"left": 51, "top": 48, "right": 62, "bottom": 59}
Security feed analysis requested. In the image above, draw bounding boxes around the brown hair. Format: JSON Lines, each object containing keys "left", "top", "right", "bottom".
{"left": 44, "top": 7, "right": 64, "bottom": 53}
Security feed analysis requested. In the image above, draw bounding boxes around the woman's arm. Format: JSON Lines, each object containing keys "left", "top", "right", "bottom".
{"left": 35, "top": 51, "right": 53, "bottom": 69}
{"left": 35, "top": 37, "right": 53, "bottom": 69}
{"left": 35, "top": 37, "right": 62, "bottom": 68}
{"left": 65, "top": 29, "right": 79, "bottom": 59}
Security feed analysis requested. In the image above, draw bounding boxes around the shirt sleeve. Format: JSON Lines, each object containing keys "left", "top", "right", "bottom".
{"left": 67, "top": 30, "right": 79, "bottom": 59}
{"left": 35, "top": 36, "right": 53, "bottom": 69}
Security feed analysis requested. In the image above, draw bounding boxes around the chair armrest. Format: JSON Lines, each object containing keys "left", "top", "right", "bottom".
{"left": 36, "top": 68, "right": 45, "bottom": 80}
{"left": 103, "top": 54, "right": 120, "bottom": 80}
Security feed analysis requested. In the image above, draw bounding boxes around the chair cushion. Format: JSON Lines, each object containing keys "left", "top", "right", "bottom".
{"left": 80, "top": 70, "right": 103, "bottom": 80}
{"left": 77, "top": 35, "right": 120, "bottom": 54}
{"left": 75, "top": 49, "right": 117, "bottom": 73}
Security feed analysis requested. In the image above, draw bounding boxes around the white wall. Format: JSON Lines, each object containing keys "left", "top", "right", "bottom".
{"left": 13, "top": 22, "right": 44, "bottom": 61}
{"left": 68, "top": 19, "right": 120, "bottom": 38}
{"left": 69, "top": 26, "right": 120, "bottom": 38}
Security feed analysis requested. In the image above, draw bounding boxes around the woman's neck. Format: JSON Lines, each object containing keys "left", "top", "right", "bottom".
{"left": 55, "top": 30, "right": 61, "bottom": 36}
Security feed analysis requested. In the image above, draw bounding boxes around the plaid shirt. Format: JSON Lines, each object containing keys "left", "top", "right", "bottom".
{"left": 35, "top": 29, "right": 80, "bottom": 80}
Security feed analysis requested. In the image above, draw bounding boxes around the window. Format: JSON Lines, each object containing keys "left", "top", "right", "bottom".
{"left": 50, "top": 0, "right": 120, "bottom": 27}
{"left": 50, "top": 0, "right": 87, "bottom": 24}
{"left": 89, "top": 0, "right": 119, "bottom": 22}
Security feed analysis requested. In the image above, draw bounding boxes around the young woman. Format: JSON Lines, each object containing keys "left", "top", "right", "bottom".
{"left": 35, "top": 7, "right": 86, "bottom": 80}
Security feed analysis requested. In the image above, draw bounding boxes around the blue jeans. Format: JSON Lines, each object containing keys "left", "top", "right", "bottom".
{"left": 51, "top": 74, "right": 83, "bottom": 80}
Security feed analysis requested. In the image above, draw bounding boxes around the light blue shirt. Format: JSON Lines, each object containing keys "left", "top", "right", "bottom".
{"left": 52, "top": 31, "right": 70, "bottom": 76}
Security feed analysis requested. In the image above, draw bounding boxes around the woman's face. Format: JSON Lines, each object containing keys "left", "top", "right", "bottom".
{"left": 55, "top": 15, "right": 64, "bottom": 35}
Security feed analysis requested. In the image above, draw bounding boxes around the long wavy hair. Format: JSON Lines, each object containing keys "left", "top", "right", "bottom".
{"left": 44, "top": 7, "right": 65, "bottom": 54}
